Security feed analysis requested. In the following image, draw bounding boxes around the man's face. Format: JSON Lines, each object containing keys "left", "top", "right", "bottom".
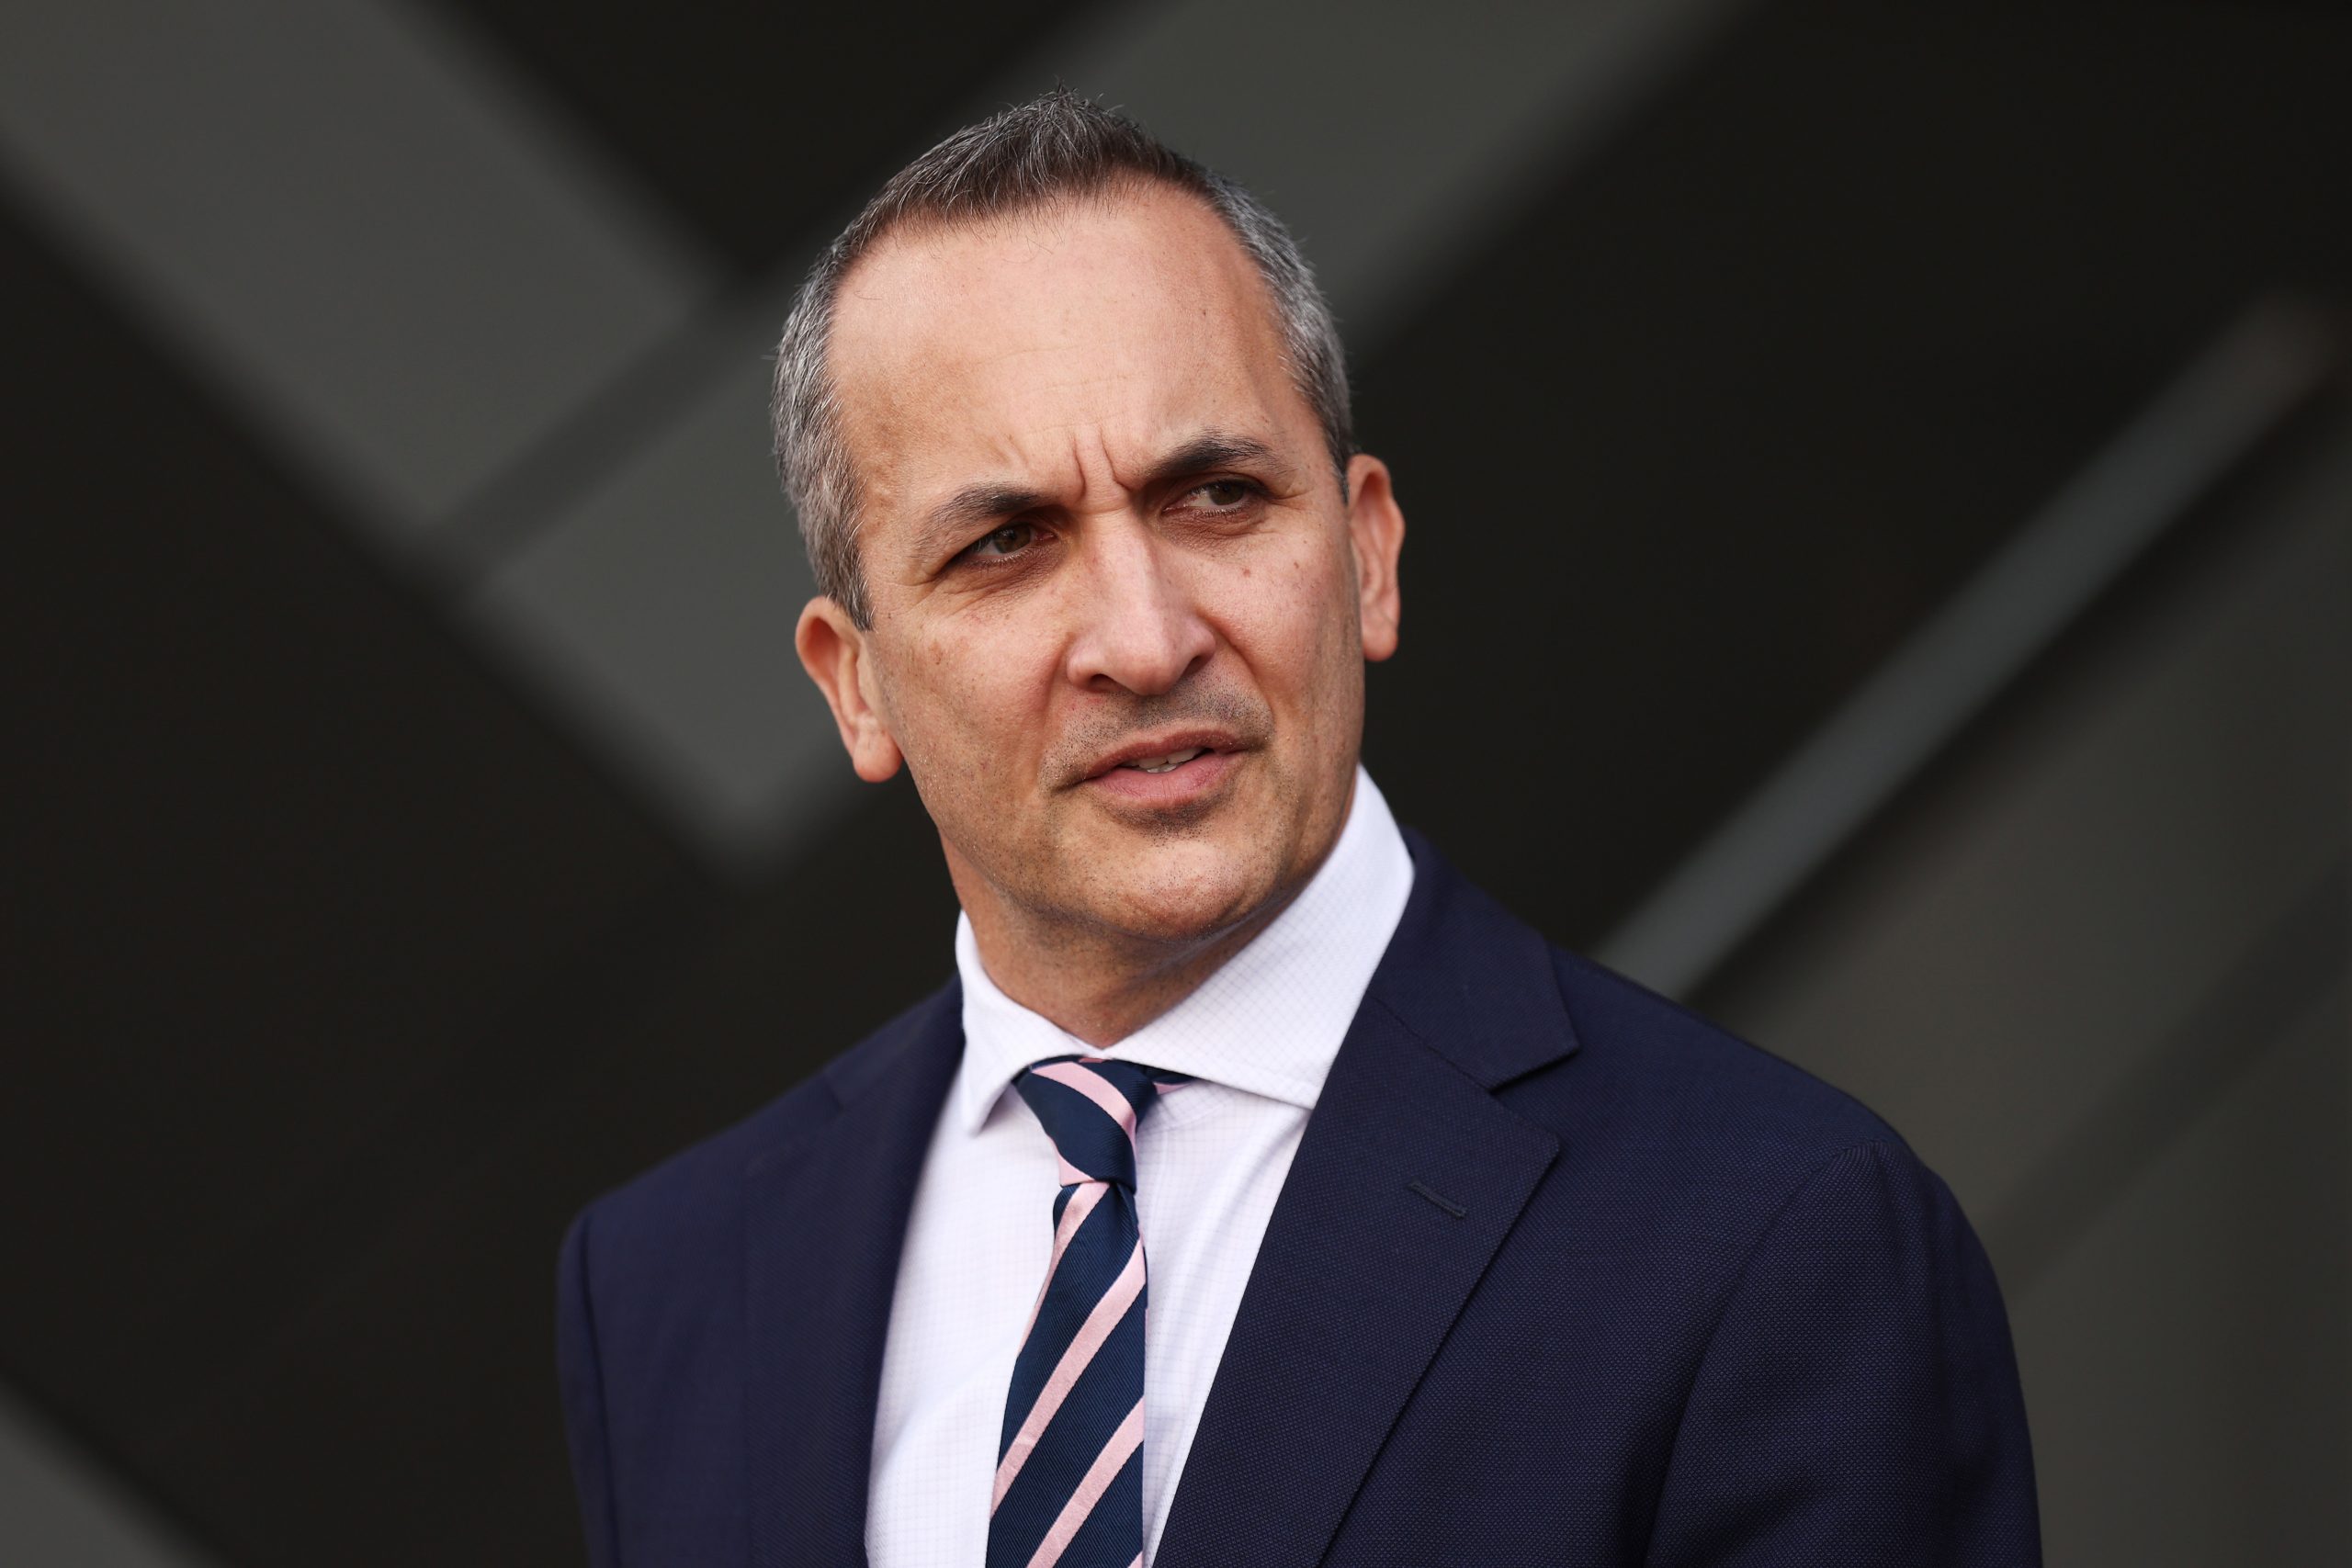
{"left": 798, "top": 186, "right": 1404, "bottom": 954}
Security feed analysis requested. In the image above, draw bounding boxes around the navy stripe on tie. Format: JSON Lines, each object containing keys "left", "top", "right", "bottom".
{"left": 989, "top": 1055, "right": 1192, "bottom": 1568}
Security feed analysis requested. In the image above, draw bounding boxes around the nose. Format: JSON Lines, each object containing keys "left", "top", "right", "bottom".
{"left": 1061, "top": 518, "right": 1216, "bottom": 696}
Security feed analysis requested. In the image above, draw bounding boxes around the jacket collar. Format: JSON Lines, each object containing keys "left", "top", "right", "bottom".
{"left": 741, "top": 827, "right": 1577, "bottom": 1566}
{"left": 1370, "top": 824, "right": 1583, "bottom": 1090}
{"left": 1149, "top": 827, "right": 1573, "bottom": 1566}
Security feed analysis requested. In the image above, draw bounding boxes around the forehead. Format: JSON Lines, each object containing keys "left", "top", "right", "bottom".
{"left": 825, "top": 186, "right": 1311, "bottom": 536}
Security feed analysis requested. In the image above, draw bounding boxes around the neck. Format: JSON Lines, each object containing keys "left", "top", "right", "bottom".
{"left": 959, "top": 885, "right": 1304, "bottom": 1046}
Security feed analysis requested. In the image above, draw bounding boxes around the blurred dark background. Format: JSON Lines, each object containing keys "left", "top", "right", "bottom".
{"left": 5, "top": 1, "right": 2346, "bottom": 1562}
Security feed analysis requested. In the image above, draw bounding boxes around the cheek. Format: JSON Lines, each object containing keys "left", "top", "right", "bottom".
{"left": 1217, "top": 539, "right": 1361, "bottom": 712}
{"left": 886, "top": 624, "right": 1054, "bottom": 784}
{"left": 1266, "top": 538, "right": 1359, "bottom": 657}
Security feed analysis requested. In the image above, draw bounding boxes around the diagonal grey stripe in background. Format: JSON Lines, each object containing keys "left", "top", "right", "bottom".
{"left": 1599, "top": 300, "right": 2341, "bottom": 998}
{"left": 0, "top": 0, "right": 715, "bottom": 534}
{"left": 0, "top": 1384, "right": 221, "bottom": 1568}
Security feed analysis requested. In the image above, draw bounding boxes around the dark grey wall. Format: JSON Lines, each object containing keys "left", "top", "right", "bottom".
{"left": 5, "top": 2, "right": 2346, "bottom": 1562}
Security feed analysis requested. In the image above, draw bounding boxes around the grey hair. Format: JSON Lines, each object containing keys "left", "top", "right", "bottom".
{"left": 771, "top": 86, "right": 1353, "bottom": 628}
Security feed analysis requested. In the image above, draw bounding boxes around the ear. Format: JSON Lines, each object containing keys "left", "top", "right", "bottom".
{"left": 1343, "top": 453, "right": 1406, "bottom": 662}
{"left": 796, "top": 596, "right": 904, "bottom": 783}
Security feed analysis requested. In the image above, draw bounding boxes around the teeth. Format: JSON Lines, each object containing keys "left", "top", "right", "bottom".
{"left": 1125, "top": 746, "right": 1205, "bottom": 774}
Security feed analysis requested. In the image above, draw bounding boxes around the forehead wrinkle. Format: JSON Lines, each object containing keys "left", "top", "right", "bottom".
{"left": 900, "top": 423, "right": 1097, "bottom": 564}
{"left": 838, "top": 191, "right": 1311, "bottom": 575}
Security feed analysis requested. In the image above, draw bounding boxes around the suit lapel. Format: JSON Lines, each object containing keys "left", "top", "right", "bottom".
{"left": 742, "top": 984, "right": 964, "bottom": 1568}
{"left": 1153, "top": 831, "right": 1579, "bottom": 1568}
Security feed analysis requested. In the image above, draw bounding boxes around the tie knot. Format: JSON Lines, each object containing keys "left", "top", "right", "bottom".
{"left": 1012, "top": 1055, "right": 1193, "bottom": 1190}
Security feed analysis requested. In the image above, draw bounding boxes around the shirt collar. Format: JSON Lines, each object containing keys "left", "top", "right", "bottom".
{"left": 950, "top": 764, "right": 1416, "bottom": 1135}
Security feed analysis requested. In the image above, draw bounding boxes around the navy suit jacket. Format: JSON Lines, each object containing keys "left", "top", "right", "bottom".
{"left": 557, "top": 829, "right": 2041, "bottom": 1565}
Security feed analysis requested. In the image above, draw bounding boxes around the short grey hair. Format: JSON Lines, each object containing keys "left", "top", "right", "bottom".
{"left": 771, "top": 86, "right": 1353, "bottom": 628}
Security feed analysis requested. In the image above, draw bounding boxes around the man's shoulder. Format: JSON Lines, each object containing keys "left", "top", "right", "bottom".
{"left": 1397, "top": 831, "right": 1902, "bottom": 1173}
{"left": 565, "top": 980, "right": 957, "bottom": 1271}
{"left": 1486, "top": 935, "right": 1970, "bottom": 1306}
{"left": 1540, "top": 942, "right": 1902, "bottom": 1164}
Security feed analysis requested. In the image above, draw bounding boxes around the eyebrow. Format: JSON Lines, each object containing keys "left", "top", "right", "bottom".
{"left": 917, "top": 482, "right": 1051, "bottom": 558}
{"left": 1139, "top": 431, "right": 1295, "bottom": 492}
{"left": 912, "top": 429, "right": 1299, "bottom": 562}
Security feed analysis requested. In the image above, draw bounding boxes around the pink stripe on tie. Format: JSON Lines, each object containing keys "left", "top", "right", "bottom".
{"left": 992, "top": 1241, "right": 1145, "bottom": 1510}
{"left": 1023, "top": 1397, "right": 1146, "bottom": 1568}
{"left": 1019, "top": 1180, "right": 1108, "bottom": 1345}
{"left": 1029, "top": 1060, "right": 1139, "bottom": 1145}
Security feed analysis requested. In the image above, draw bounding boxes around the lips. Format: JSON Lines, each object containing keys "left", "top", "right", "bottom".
{"left": 1079, "top": 729, "right": 1243, "bottom": 784}
{"left": 1081, "top": 743, "right": 1240, "bottom": 807}
{"left": 1116, "top": 746, "right": 1207, "bottom": 774}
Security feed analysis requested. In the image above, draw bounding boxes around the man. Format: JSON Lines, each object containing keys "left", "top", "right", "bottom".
{"left": 556, "top": 90, "right": 2040, "bottom": 1568}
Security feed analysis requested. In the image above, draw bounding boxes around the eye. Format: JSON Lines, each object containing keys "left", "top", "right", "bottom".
{"left": 1180, "top": 478, "right": 1260, "bottom": 513}
{"left": 960, "top": 521, "right": 1039, "bottom": 561}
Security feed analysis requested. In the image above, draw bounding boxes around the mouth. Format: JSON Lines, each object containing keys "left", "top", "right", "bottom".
{"left": 1078, "top": 732, "right": 1246, "bottom": 807}
{"left": 1112, "top": 744, "right": 1210, "bottom": 775}
{"left": 1080, "top": 729, "right": 1243, "bottom": 780}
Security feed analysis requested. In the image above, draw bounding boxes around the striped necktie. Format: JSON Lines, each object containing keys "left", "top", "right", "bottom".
{"left": 989, "top": 1053, "right": 1193, "bottom": 1568}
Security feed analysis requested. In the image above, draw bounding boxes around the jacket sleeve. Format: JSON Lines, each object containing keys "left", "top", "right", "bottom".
{"left": 1645, "top": 1140, "right": 2041, "bottom": 1567}
{"left": 557, "top": 1206, "right": 621, "bottom": 1568}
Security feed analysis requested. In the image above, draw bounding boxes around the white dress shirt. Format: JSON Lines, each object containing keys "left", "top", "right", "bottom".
{"left": 865, "top": 765, "right": 1416, "bottom": 1567}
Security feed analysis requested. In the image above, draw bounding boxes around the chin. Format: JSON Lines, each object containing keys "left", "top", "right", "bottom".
{"left": 1091, "top": 840, "right": 1278, "bottom": 948}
